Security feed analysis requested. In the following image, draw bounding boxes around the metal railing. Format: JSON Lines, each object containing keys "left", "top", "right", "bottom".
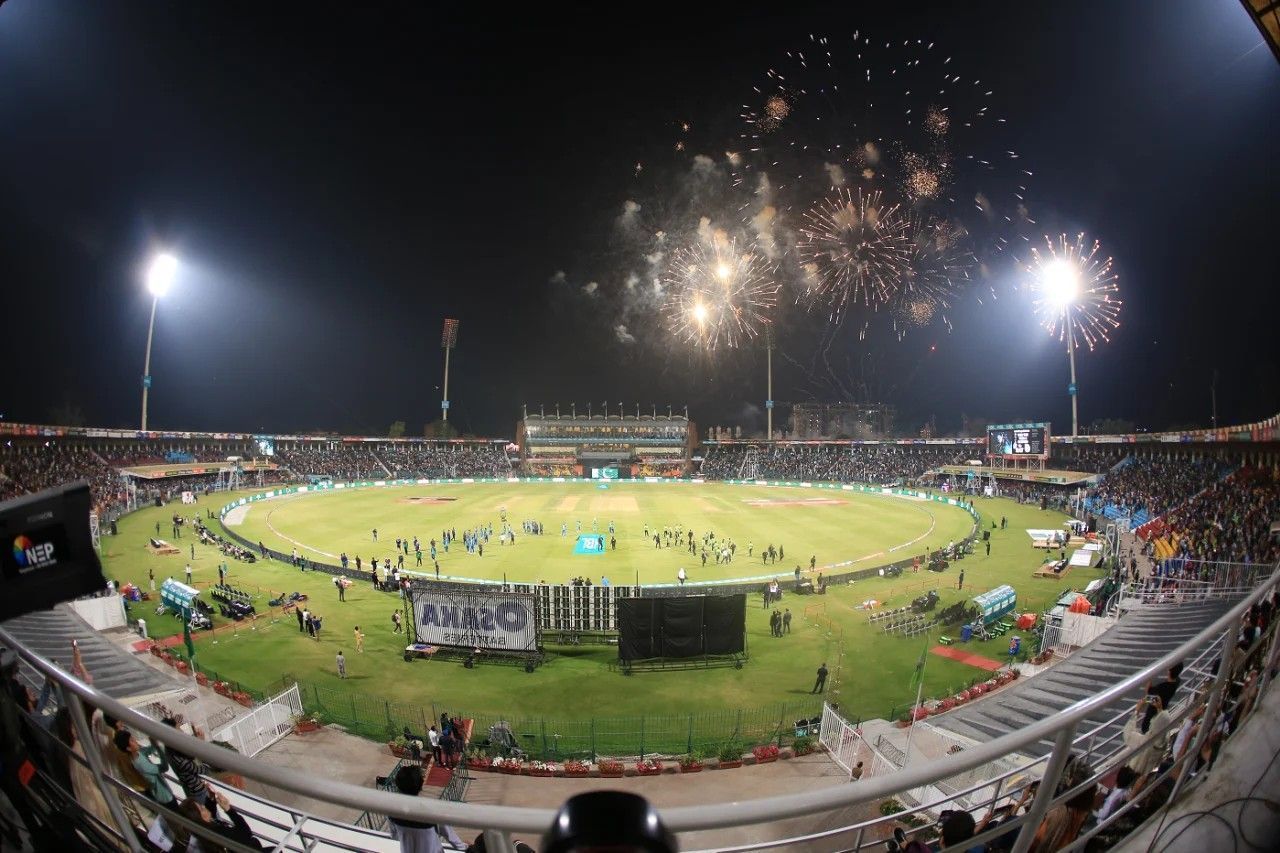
{"left": 0, "top": 557, "right": 1275, "bottom": 852}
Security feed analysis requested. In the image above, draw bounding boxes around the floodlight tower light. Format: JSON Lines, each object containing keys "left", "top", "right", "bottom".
{"left": 140, "top": 252, "right": 178, "bottom": 431}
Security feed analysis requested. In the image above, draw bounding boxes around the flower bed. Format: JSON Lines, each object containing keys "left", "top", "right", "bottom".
{"left": 792, "top": 736, "right": 815, "bottom": 756}
{"left": 294, "top": 717, "right": 322, "bottom": 734}
{"left": 195, "top": 672, "right": 209, "bottom": 687}
{"left": 752, "top": 744, "right": 780, "bottom": 764}
{"left": 563, "top": 760, "right": 591, "bottom": 778}
{"left": 635, "top": 759, "right": 662, "bottom": 776}
{"left": 213, "top": 681, "right": 231, "bottom": 697}
{"left": 718, "top": 759, "right": 743, "bottom": 769}
{"left": 526, "top": 761, "right": 557, "bottom": 777}
{"left": 492, "top": 757, "right": 523, "bottom": 775}
{"left": 597, "top": 759, "right": 624, "bottom": 778}
{"left": 231, "top": 691, "right": 254, "bottom": 708}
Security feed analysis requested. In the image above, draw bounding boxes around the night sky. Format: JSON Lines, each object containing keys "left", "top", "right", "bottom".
{"left": 1, "top": 1, "right": 1276, "bottom": 439}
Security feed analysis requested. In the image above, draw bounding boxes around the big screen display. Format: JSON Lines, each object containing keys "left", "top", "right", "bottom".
{"left": 987, "top": 425, "right": 1048, "bottom": 457}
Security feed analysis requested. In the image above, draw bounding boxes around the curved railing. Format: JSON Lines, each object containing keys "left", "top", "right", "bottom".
{"left": 3, "top": 556, "right": 1273, "bottom": 851}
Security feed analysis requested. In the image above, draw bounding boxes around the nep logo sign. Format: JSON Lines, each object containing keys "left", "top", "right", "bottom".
{"left": 13, "top": 534, "right": 57, "bottom": 572}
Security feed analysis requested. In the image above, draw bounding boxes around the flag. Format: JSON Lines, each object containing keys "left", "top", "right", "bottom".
{"left": 910, "top": 631, "right": 929, "bottom": 688}
{"left": 182, "top": 605, "right": 197, "bottom": 668}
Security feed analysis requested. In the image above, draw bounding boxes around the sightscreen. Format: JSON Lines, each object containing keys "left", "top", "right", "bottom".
{"left": 617, "top": 594, "right": 746, "bottom": 661}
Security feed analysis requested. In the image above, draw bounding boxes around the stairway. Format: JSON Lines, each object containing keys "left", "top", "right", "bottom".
{"left": 932, "top": 596, "right": 1238, "bottom": 758}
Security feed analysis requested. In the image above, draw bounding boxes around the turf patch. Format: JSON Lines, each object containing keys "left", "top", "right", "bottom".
{"left": 397, "top": 496, "right": 458, "bottom": 505}
{"left": 742, "top": 498, "right": 848, "bottom": 507}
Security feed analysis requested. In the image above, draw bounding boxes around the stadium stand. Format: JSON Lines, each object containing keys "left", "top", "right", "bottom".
{"left": 519, "top": 411, "right": 691, "bottom": 477}
{"left": 1141, "top": 466, "right": 1280, "bottom": 566}
{"left": 699, "top": 443, "right": 969, "bottom": 484}
{"left": 1081, "top": 456, "right": 1232, "bottom": 525}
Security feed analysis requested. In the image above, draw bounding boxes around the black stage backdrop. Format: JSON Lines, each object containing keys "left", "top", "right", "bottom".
{"left": 617, "top": 594, "right": 746, "bottom": 661}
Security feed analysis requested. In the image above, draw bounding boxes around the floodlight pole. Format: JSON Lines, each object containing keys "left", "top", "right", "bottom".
{"left": 141, "top": 295, "right": 159, "bottom": 432}
{"left": 1067, "top": 309, "right": 1078, "bottom": 437}
{"left": 441, "top": 319, "right": 459, "bottom": 427}
{"left": 766, "top": 332, "right": 774, "bottom": 440}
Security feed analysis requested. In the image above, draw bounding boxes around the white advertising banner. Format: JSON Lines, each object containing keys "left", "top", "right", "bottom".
{"left": 411, "top": 589, "right": 537, "bottom": 651}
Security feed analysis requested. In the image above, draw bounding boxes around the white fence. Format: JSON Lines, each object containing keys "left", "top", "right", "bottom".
{"left": 212, "top": 684, "right": 303, "bottom": 757}
{"left": 818, "top": 703, "right": 867, "bottom": 777}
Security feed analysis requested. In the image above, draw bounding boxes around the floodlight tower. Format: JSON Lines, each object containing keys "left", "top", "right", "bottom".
{"left": 441, "top": 318, "right": 459, "bottom": 426}
{"left": 1042, "top": 260, "right": 1082, "bottom": 437}
{"left": 765, "top": 323, "right": 775, "bottom": 440}
{"left": 140, "top": 253, "right": 178, "bottom": 432}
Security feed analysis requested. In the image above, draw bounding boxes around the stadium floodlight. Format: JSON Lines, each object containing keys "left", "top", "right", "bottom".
{"left": 140, "top": 251, "right": 179, "bottom": 431}
{"left": 1041, "top": 259, "right": 1081, "bottom": 308}
{"left": 146, "top": 252, "right": 178, "bottom": 297}
{"left": 441, "top": 318, "right": 459, "bottom": 425}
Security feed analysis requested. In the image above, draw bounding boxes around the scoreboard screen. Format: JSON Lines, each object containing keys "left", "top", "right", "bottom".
{"left": 987, "top": 425, "right": 1048, "bottom": 457}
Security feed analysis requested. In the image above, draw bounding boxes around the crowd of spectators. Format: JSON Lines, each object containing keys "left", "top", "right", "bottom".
{"left": 1050, "top": 448, "right": 1126, "bottom": 474}
{"left": 273, "top": 445, "right": 386, "bottom": 480}
{"left": 375, "top": 443, "right": 510, "bottom": 478}
{"left": 699, "top": 444, "right": 968, "bottom": 485}
{"left": 1086, "top": 457, "right": 1231, "bottom": 519}
{"left": 0, "top": 444, "right": 126, "bottom": 515}
{"left": 100, "top": 447, "right": 238, "bottom": 467}
{"left": 1153, "top": 466, "right": 1280, "bottom": 565}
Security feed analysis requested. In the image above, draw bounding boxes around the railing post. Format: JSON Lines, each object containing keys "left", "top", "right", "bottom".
{"left": 481, "top": 828, "right": 517, "bottom": 853}
{"left": 61, "top": 685, "right": 144, "bottom": 853}
{"left": 1168, "top": 626, "right": 1237, "bottom": 804}
{"left": 687, "top": 714, "right": 694, "bottom": 754}
{"left": 639, "top": 715, "right": 645, "bottom": 759}
{"left": 590, "top": 718, "right": 596, "bottom": 759}
{"left": 1010, "top": 723, "right": 1077, "bottom": 853}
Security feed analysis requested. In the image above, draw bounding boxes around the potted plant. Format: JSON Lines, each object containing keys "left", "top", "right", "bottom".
{"left": 213, "top": 681, "right": 231, "bottom": 697}
{"left": 493, "top": 756, "right": 523, "bottom": 775}
{"left": 895, "top": 714, "right": 912, "bottom": 729}
{"left": 678, "top": 753, "right": 704, "bottom": 773}
{"left": 388, "top": 737, "right": 410, "bottom": 758}
{"left": 174, "top": 661, "right": 189, "bottom": 675}
{"left": 717, "top": 744, "right": 743, "bottom": 769}
{"left": 231, "top": 691, "right": 254, "bottom": 708}
{"left": 465, "top": 750, "right": 491, "bottom": 771}
{"left": 791, "top": 736, "right": 815, "bottom": 756}
{"left": 527, "top": 760, "right": 556, "bottom": 777}
{"left": 597, "top": 759, "right": 624, "bottom": 778}
{"left": 752, "top": 744, "right": 780, "bottom": 764}
{"left": 563, "top": 759, "right": 591, "bottom": 778}
{"left": 635, "top": 758, "right": 662, "bottom": 776}
{"left": 294, "top": 714, "right": 322, "bottom": 735}
{"left": 195, "top": 672, "right": 209, "bottom": 687}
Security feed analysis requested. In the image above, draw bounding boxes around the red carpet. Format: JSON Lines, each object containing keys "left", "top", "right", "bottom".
{"left": 931, "top": 645, "right": 1004, "bottom": 671}
{"left": 132, "top": 635, "right": 181, "bottom": 652}
{"left": 425, "top": 764, "right": 453, "bottom": 787}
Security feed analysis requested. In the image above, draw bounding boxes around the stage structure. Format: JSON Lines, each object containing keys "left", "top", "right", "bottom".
{"left": 616, "top": 594, "right": 747, "bottom": 673}
{"left": 404, "top": 581, "right": 543, "bottom": 669}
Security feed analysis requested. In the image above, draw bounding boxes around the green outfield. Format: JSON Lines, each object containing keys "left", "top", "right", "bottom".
{"left": 101, "top": 483, "right": 1100, "bottom": 744}
{"left": 227, "top": 481, "right": 974, "bottom": 585}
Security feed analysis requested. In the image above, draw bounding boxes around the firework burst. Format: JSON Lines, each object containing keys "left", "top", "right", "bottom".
{"left": 892, "top": 215, "right": 972, "bottom": 332}
{"left": 1025, "top": 233, "right": 1121, "bottom": 351}
{"left": 797, "top": 188, "right": 910, "bottom": 320}
{"left": 663, "top": 236, "right": 780, "bottom": 350}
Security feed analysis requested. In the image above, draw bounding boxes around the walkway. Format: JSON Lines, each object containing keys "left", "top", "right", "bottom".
{"left": 3, "top": 604, "right": 176, "bottom": 702}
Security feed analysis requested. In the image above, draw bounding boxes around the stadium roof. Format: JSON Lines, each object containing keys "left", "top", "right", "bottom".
{"left": 1242, "top": 0, "right": 1280, "bottom": 62}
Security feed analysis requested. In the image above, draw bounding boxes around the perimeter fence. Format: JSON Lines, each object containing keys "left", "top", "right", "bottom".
{"left": 265, "top": 673, "right": 820, "bottom": 760}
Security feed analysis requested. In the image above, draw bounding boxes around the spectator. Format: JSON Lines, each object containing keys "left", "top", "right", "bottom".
{"left": 386, "top": 764, "right": 465, "bottom": 853}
